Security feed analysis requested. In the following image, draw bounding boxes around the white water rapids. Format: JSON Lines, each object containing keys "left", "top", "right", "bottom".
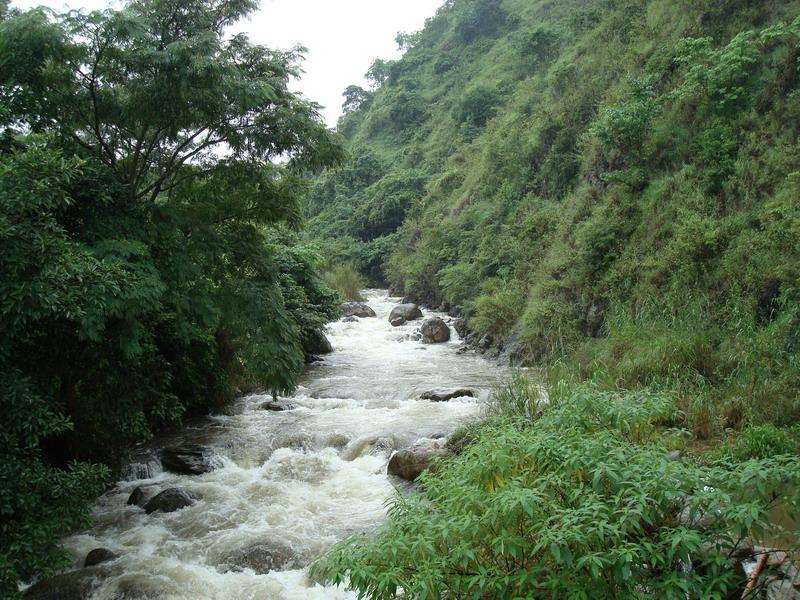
{"left": 61, "top": 290, "right": 510, "bottom": 599}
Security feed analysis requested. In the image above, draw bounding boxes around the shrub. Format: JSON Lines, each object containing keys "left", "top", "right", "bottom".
{"left": 726, "top": 424, "right": 798, "bottom": 460}
{"left": 313, "top": 383, "right": 800, "bottom": 599}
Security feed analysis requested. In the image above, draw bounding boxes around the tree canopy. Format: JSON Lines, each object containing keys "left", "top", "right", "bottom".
{"left": 0, "top": 0, "right": 342, "bottom": 594}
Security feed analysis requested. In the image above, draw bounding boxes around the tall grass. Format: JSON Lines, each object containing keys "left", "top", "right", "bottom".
{"left": 323, "top": 263, "right": 364, "bottom": 302}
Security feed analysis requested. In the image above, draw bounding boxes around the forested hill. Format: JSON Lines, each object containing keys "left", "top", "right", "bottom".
{"left": 309, "top": 0, "right": 800, "bottom": 432}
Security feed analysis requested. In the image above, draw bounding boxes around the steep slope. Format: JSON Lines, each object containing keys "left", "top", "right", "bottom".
{"left": 308, "top": 0, "right": 800, "bottom": 435}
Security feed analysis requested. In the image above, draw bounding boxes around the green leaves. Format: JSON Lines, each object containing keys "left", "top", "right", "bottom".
{"left": 314, "top": 384, "right": 800, "bottom": 598}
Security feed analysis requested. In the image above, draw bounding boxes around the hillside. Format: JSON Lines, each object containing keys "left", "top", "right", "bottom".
{"left": 308, "top": 0, "right": 800, "bottom": 438}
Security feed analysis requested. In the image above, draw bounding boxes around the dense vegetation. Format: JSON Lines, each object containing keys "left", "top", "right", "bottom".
{"left": 314, "top": 375, "right": 800, "bottom": 599}
{"left": 0, "top": 0, "right": 340, "bottom": 593}
{"left": 308, "top": 0, "right": 800, "bottom": 440}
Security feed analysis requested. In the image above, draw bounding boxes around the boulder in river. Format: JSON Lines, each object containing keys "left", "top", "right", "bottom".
{"left": 126, "top": 485, "right": 152, "bottom": 508}
{"left": 342, "top": 316, "right": 358, "bottom": 323}
{"left": 220, "top": 539, "right": 301, "bottom": 574}
{"left": 341, "top": 302, "right": 376, "bottom": 318}
{"left": 23, "top": 568, "right": 104, "bottom": 600}
{"left": 160, "top": 444, "right": 215, "bottom": 475}
{"left": 387, "top": 438, "right": 449, "bottom": 481}
{"left": 389, "top": 304, "right": 422, "bottom": 326}
{"left": 419, "top": 388, "right": 476, "bottom": 402}
{"left": 84, "top": 548, "right": 117, "bottom": 568}
{"left": 144, "top": 488, "right": 197, "bottom": 514}
{"left": 420, "top": 317, "right": 451, "bottom": 343}
{"left": 305, "top": 329, "right": 333, "bottom": 354}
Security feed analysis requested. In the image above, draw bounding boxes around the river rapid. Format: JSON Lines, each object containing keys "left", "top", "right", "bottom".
{"left": 60, "top": 290, "right": 510, "bottom": 599}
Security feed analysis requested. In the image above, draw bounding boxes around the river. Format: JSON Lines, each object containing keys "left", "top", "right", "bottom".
{"left": 59, "top": 290, "right": 510, "bottom": 599}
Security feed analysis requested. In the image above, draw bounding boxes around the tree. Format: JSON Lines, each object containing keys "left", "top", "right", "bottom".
{"left": 0, "top": 0, "right": 342, "bottom": 593}
{"left": 365, "top": 58, "right": 392, "bottom": 87}
{"left": 342, "top": 84, "right": 373, "bottom": 113}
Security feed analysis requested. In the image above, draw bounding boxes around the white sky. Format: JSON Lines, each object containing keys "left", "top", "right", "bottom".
{"left": 10, "top": 0, "right": 443, "bottom": 126}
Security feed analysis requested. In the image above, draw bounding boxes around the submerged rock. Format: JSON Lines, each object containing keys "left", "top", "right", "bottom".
{"left": 388, "top": 438, "right": 449, "bottom": 481}
{"left": 260, "top": 400, "right": 296, "bottom": 412}
{"left": 342, "top": 316, "right": 358, "bottom": 322}
{"left": 389, "top": 304, "right": 422, "bottom": 325}
{"left": 220, "top": 539, "right": 300, "bottom": 574}
{"left": 341, "top": 302, "right": 376, "bottom": 318}
{"left": 390, "top": 315, "right": 406, "bottom": 327}
{"left": 23, "top": 568, "right": 104, "bottom": 599}
{"left": 419, "top": 388, "right": 476, "bottom": 402}
{"left": 160, "top": 444, "right": 215, "bottom": 475}
{"left": 144, "top": 488, "right": 197, "bottom": 514}
{"left": 420, "top": 317, "right": 451, "bottom": 343}
{"left": 84, "top": 548, "right": 117, "bottom": 568}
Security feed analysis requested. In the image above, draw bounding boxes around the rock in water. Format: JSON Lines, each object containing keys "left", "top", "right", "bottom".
{"left": 126, "top": 485, "right": 151, "bottom": 508}
{"left": 84, "top": 548, "right": 117, "bottom": 567}
{"left": 387, "top": 438, "right": 449, "bottom": 481}
{"left": 341, "top": 302, "right": 376, "bottom": 318}
{"left": 389, "top": 303, "right": 422, "bottom": 325}
{"left": 23, "top": 569, "right": 103, "bottom": 600}
{"left": 220, "top": 539, "right": 300, "bottom": 574}
{"left": 390, "top": 315, "right": 406, "bottom": 327}
{"left": 419, "top": 388, "right": 476, "bottom": 402}
{"left": 260, "top": 400, "right": 296, "bottom": 412}
{"left": 420, "top": 317, "right": 451, "bottom": 343}
{"left": 305, "top": 329, "right": 333, "bottom": 354}
{"left": 159, "top": 445, "right": 214, "bottom": 475}
{"left": 144, "top": 488, "right": 197, "bottom": 514}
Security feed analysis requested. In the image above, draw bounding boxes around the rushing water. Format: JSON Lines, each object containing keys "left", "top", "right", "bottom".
{"left": 60, "top": 290, "right": 510, "bottom": 599}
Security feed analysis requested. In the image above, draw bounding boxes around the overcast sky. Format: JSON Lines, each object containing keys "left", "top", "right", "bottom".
{"left": 10, "top": 0, "right": 443, "bottom": 126}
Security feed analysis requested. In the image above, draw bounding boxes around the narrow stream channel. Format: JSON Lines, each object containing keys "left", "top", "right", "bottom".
{"left": 60, "top": 290, "right": 510, "bottom": 599}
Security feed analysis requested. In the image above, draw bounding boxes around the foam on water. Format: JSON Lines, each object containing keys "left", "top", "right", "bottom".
{"left": 61, "top": 290, "right": 510, "bottom": 599}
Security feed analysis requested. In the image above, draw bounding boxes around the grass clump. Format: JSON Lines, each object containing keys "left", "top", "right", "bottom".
{"left": 323, "top": 263, "right": 365, "bottom": 301}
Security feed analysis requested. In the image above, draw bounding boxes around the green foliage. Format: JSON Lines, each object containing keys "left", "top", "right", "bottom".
{"left": 307, "top": 0, "right": 800, "bottom": 441}
{"left": 0, "top": 0, "right": 341, "bottom": 592}
{"left": 314, "top": 381, "right": 800, "bottom": 598}
{"left": 726, "top": 425, "right": 799, "bottom": 461}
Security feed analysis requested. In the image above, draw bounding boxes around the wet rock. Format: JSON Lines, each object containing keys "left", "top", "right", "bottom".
{"left": 126, "top": 485, "right": 151, "bottom": 508}
{"left": 389, "top": 304, "right": 422, "bottom": 324}
{"left": 768, "top": 579, "right": 800, "bottom": 600}
{"left": 160, "top": 444, "right": 215, "bottom": 475}
{"left": 478, "top": 335, "right": 493, "bottom": 350}
{"left": 260, "top": 400, "right": 296, "bottom": 412}
{"left": 419, "top": 388, "right": 476, "bottom": 402}
{"left": 84, "top": 548, "right": 117, "bottom": 568}
{"left": 390, "top": 316, "right": 406, "bottom": 327}
{"left": 388, "top": 438, "right": 449, "bottom": 481}
{"left": 23, "top": 568, "right": 104, "bottom": 599}
{"left": 305, "top": 329, "right": 333, "bottom": 354}
{"left": 144, "top": 488, "right": 197, "bottom": 514}
{"left": 323, "top": 433, "right": 350, "bottom": 450}
{"left": 221, "top": 539, "right": 300, "bottom": 574}
{"left": 666, "top": 450, "right": 684, "bottom": 461}
{"left": 452, "top": 317, "right": 469, "bottom": 338}
{"left": 420, "top": 317, "right": 451, "bottom": 343}
{"left": 343, "top": 435, "right": 397, "bottom": 460}
{"left": 342, "top": 316, "right": 358, "bottom": 323}
{"left": 341, "top": 302, "right": 376, "bottom": 318}
{"left": 304, "top": 354, "right": 324, "bottom": 364}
